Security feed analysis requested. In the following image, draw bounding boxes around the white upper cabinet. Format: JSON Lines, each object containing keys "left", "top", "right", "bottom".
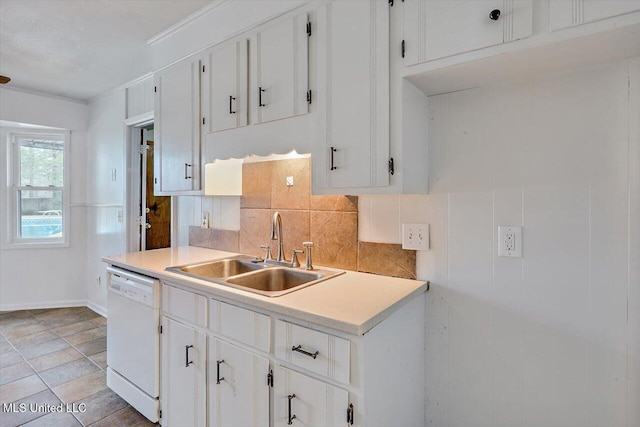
{"left": 250, "top": 14, "right": 309, "bottom": 124}
{"left": 313, "top": 0, "right": 390, "bottom": 192}
{"left": 154, "top": 58, "right": 201, "bottom": 194}
{"left": 126, "top": 76, "right": 154, "bottom": 119}
{"left": 201, "top": 40, "right": 249, "bottom": 133}
{"left": 402, "top": 0, "right": 533, "bottom": 66}
{"left": 550, "top": 0, "right": 640, "bottom": 30}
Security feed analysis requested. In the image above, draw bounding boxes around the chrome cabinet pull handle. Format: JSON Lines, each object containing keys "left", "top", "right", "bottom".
{"left": 216, "top": 359, "right": 224, "bottom": 384}
{"left": 184, "top": 163, "right": 192, "bottom": 179}
{"left": 292, "top": 345, "right": 319, "bottom": 359}
{"left": 185, "top": 345, "right": 194, "bottom": 367}
{"left": 287, "top": 394, "right": 296, "bottom": 425}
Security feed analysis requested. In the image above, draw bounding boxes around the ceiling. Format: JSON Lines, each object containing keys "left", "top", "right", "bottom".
{"left": 0, "top": 0, "right": 213, "bottom": 101}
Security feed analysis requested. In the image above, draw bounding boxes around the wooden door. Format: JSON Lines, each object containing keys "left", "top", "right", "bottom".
{"left": 161, "top": 317, "right": 206, "bottom": 427}
{"left": 144, "top": 141, "right": 170, "bottom": 250}
{"left": 274, "top": 366, "right": 349, "bottom": 427}
{"left": 208, "top": 338, "right": 269, "bottom": 427}
{"left": 252, "top": 14, "right": 309, "bottom": 124}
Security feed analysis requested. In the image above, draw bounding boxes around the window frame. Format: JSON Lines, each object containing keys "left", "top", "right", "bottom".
{"left": 6, "top": 131, "right": 71, "bottom": 248}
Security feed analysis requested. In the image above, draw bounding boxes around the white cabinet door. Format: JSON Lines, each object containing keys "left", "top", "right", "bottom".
{"left": 550, "top": 0, "right": 640, "bottom": 30}
{"left": 154, "top": 58, "right": 201, "bottom": 194}
{"left": 251, "top": 14, "right": 309, "bottom": 124}
{"left": 160, "top": 316, "right": 206, "bottom": 427}
{"left": 314, "top": 0, "right": 389, "bottom": 191}
{"left": 126, "top": 77, "right": 154, "bottom": 119}
{"left": 208, "top": 338, "right": 269, "bottom": 427}
{"left": 403, "top": 0, "right": 533, "bottom": 65}
{"left": 202, "top": 40, "right": 249, "bottom": 133}
{"left": 274, "top": 366, "right": 349, "bottom": 427}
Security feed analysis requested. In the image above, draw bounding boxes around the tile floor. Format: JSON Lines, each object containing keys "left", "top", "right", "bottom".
{"left": 0, "top": 307, "right": 155, "bottom": 427}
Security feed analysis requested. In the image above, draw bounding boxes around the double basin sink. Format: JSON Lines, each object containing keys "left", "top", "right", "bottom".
{"left": 166, "top": 256, "right": 344, "bottom": 297}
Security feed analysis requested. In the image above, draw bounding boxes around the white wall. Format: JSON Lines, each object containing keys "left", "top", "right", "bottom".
{"left": 0, "top": 89, "right": 89, "bottom": 310}
{"left": 360, "top": 58, "right": 640, "bottom": 427}
{"left": 85, "top": 91, "right": 127, "bottom": 314}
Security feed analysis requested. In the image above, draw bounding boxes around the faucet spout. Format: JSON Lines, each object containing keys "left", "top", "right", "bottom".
{"left": 271, "top": 211, "right": 285, "bottom": 262}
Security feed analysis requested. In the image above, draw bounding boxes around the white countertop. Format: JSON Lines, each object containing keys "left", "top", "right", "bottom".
{"left": 103, "top": 246, "right": 427, "bottom": 335}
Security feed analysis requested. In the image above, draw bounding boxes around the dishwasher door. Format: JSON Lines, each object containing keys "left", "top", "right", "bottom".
{"left": 106, "top": 267, "right": 160, "bottom": 398}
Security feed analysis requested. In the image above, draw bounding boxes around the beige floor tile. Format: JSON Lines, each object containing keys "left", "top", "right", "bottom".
{"left": 10, "top": 331, "right": 58, "bottom": 350}
{"left": 28, "top": 347, "right": 84, "bottom": 372}
{"left": 72, "top": 388, "right": 127, "bottom": 426}
{"left": 0, "top": 374, "right": 47, "bottom": 403}
{"left": 40, "top": 358, "right": 99, "bottom": 388}
{"left": 52, "top": 370, "right": 106, "bottom": 404}
{"left": 0, "top": 317, "right": 40, "bottom": 333}
{"left": 0, "top": 389, "right": 61, "bottom": 427}
{"left": 0, "top": 349, "right": 24, "bottom": 369}
{"left": 0, "top": 361, "right": 34, "bottom": 386}
{"left": 21, "top": 339, "right": 70, "bottom": 360}
{"left": 89, "top": 316, "right": 107, "bottom": 328}
{"left": 88, "top": 351, "right": 107, "bottom": 370}
{"left": 1, "top": 322, "right": 49, "bottom": 340}
{"left": 0, "top": 339, "right": 14, "bottom": 354}
{"left": 21, "top": 410, "right": 82, "bottom": 426}
{"left": 87, "top": 406, "right": 150, "bottom": 427}
{"left": 64, "top": 328, "right": 106, "bottom": 346}
{"left": 75, "top": 338, "right": 106, "bottom": 357}
{"left": 52, "top": 321, "right": 97, "bottom": 337}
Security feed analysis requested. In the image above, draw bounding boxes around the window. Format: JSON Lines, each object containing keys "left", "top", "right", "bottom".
{"left": 8, "top": 132, "right": 70, "bottom": 246}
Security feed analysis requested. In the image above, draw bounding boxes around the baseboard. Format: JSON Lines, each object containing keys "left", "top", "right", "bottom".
{"left": 0, "top": 300, "right": 88, "bottom": 312}
{"left": 0, "top": 299, "right": 108, "bottom": 318}
{"left": 87, "top": 301, "right": 107, "bottom": 317}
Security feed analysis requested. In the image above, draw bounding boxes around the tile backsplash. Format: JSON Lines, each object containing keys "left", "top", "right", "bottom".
{"left": 188, "top": 157, "right": 418, "bottom": 278}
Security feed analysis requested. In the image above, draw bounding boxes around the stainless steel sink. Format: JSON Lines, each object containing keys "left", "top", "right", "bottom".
{"left": 169, "top": 257, "right": 267, "bottom": 279}
{"left": 166, "top": 256, "right": 344, "bottom": 297}
{"left": 226, "top": 267, "right": 324, "bottom": 295}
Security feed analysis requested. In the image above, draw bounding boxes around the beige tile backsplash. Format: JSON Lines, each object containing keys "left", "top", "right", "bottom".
{"left": 189, "top": 157, "right": 417, "bottom": 278}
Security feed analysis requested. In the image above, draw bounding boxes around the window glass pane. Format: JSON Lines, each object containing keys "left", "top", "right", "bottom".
{"left": 18, "top": 190, "right": 63, "bottom": 239}
{"left": 19, "top": 138, "right": 64, "bottom": 187}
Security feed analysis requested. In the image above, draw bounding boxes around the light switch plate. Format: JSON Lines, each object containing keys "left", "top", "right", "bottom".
{"left": 402, "top": 223, "right": 429, "bottom": 251}
{"left": 286, "top": 176, "right": 294, "bottom": 186}
{"left": 498, "top": 226, "right": 522, "bottom": 257}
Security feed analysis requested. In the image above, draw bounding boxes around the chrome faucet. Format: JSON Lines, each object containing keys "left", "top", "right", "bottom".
{"left": 270, "top": 211, "right": 285, "bottom": 262}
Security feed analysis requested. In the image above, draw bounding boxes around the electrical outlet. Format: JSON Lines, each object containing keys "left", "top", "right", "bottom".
{"left": 498, "top": 226, "right": 522, "bottom": 257}
{"left": 402, "top": 223, "right": 429, "bottom": 251}
{"left": 201, "top": 211, "right": 209, "bottom": 229}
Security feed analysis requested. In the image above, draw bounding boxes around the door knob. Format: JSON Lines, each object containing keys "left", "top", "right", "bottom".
{"left": 145, "top": 223, "right": 151, "bottom": 229}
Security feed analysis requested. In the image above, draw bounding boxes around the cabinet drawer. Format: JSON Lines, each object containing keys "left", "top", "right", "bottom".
{"left": 162, "top": 284, "right": 207, "bottom": 327}
{"left": 209, "top": 299, "right": 270, "bottom": 352}
{"left": 275, "top": 320, "right": 350, "bottom": 384}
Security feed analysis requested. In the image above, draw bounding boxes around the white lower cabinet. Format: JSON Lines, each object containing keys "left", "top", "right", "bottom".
{"left": 208, "top": 337, "right": 270, "bottom": 427}
{"left": 160, "top": 284, "right": 426, "bottom": 427}
{"left": 273, "top": 366, "right": 349, "bottom": 427}
{"left": 160, "top": 316, "right": 206, "bottom": 427}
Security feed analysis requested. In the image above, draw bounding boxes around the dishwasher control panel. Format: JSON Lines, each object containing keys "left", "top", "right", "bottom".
{"left": 107, "top": 267, "right": 159, "bottom": 309}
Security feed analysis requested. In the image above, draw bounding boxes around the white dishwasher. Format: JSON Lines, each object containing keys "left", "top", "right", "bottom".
{"left": 106, "top": 266, "right": 160, "bottom": 422}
